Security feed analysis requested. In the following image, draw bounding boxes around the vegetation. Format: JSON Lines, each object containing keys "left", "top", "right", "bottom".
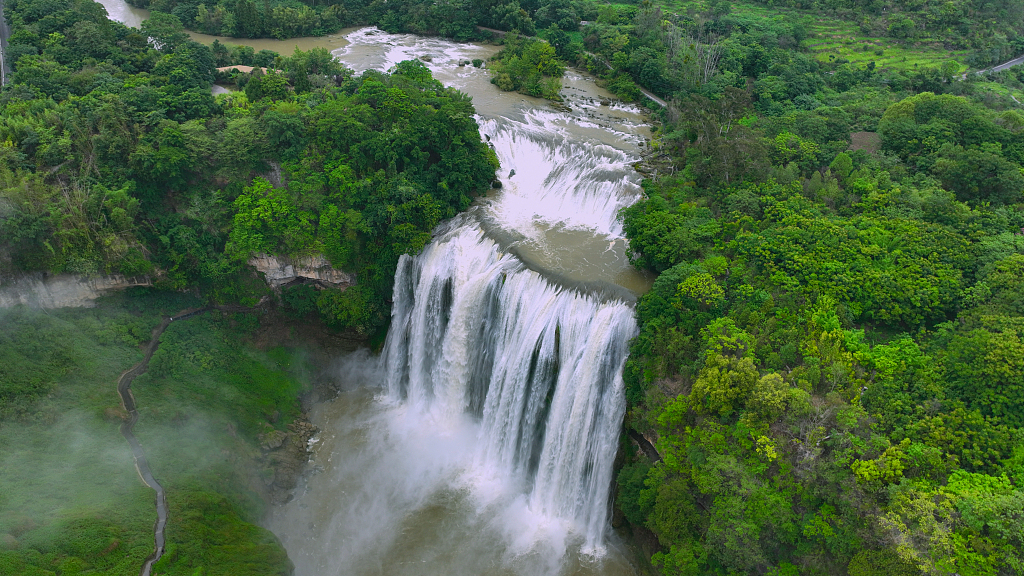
{"left": 127, "top": 0, "right": 602, "bottom": 41}
{"left": 3, "top": 0, "right": 1024, "bottom": 573}
{"left": 0, "top": 0, "right": 497, "bottom": 333}
{"left": 0, "top": 291, "right": 303, "bottom": 575}
{"left": 602, "top": 3, "right": 1024, "bottom": 576}
{"left": 488, "top": 31, "right": 565, "bottom": 99}
{"left": 0, "top": 0, "right": 495, "bottom": 572}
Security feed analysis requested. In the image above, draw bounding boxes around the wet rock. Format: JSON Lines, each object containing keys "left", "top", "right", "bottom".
{"left": 491, "top": 180, "right": 502, "bottom": 189}
{"left": 260, "top": 417, "right": 320, "bottom": 502}
{"left": 610, "top": 504, "right": 626, "bottom": 529}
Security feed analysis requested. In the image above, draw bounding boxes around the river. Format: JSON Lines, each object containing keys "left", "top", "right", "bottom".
{"left": 95, "top": 2, "right": 652, "bottom": 574}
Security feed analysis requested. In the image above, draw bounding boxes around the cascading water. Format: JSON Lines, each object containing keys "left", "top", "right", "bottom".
{"left": 265, "top": 27, "right": 652, "bottom": 576}
{"left": 382, "top": 222, "right": 636, "bottom": 552}
{"left": 480, "top": 115, "right": 638, "bottom": 237}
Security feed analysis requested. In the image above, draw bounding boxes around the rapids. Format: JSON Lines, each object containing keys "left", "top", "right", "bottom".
{"left": 91, "top": 5, "right": 654, "bottom": 572}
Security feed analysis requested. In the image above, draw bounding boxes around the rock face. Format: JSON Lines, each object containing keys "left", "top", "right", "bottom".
{"left": 248, "top": 253, "right": 354, "bottom": 290}
{"left": 0, "top": 273, "right": 152, "bottom": 309}
{"left": 259, "top": 418, "right": 319, "bottom": 502}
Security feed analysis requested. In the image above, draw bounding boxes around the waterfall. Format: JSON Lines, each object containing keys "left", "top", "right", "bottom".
{"left": 264, "top": 30, "right": 652, "bottom": 575}
{"left": 382, "top": 221, "right": 637, "bottom": 551}
{"left": 478, "top": 115, "right": 641, "bottom": 238}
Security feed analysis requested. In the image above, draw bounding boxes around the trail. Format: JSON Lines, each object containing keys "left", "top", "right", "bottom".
{"left": 583, "top": 50, "right": 667, "bottom": 107}
{"left": 978, "top": 53, "right": 1024, "bottom": 75}
{"left": 116, "top": 302, "right": 264, "bottom": 576}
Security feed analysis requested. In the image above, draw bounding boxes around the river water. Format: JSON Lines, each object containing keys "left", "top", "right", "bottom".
{"left": 95, "top": 3, "right": 652, "bottom": 574}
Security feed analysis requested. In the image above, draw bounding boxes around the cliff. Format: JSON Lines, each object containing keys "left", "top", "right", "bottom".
{"left": 247, "top": 253, "right": 355, "bottom": 290}
{"left": 0, "top": 273, "right": 152, "bottom": 308}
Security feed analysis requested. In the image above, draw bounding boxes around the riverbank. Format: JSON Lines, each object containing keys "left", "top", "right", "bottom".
{"left": 0, "top": 289, "right": 355, "bottom": 575}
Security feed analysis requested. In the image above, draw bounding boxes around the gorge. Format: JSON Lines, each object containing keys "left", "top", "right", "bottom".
{"left": 90, "top": 6, "right": 654, "bottom": 574}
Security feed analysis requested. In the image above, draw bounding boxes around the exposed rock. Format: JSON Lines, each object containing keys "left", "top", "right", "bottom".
{"left": 628, "top": 428, "right": 662, "bottom": 463}
{"left": 260, "top": 161, "right": 286, "bottom": 188}
{"left": 103, "top": 406, "right": 129, "bottom": 423}
{"left": 248, "top": 253, "right": 355, "bottom": 290}
{"left": 0, "top": 273, "right": 152, "bottom": 309}
{"left": 260, "top": 418, "right": 320, "bottom": 502}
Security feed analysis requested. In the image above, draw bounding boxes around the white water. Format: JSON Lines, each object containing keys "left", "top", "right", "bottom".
{"left": 384, "top": 222, "right": 636, "bottom": 549}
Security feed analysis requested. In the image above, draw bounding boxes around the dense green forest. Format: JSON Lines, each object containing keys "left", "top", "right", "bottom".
{"left": 0, "top": 0, "right": 497, "bottom": 333}
{"left": 122, "top": 0, "right": 1024, "bottom": 108}
{"left": 128, "top": 0, "right": 1024, "bottom": 74}
{"left": 592, "top": 3, "right": 1024, "bottom": 576}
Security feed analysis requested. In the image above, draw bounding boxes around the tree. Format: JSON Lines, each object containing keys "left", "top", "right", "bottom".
{"left": 141, "top": 12, "right": 189, "bottom": 52}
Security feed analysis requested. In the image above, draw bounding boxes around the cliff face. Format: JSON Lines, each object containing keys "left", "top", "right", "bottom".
{"left": 0, "top": 253, "right": 352, "bottom": 309}
{"left": 0, "top": 274, "right": 152, "bottom": 309}
{"left": 247, "top": 254, "right": 355, "bottom": 290}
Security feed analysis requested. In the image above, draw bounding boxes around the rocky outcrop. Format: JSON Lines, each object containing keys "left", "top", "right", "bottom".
{"left": 248, "top": 253, "right": 354, "bottom": 290}
{"left": 258, "top": 418, "right": 319, "bottom": 503}
{"left": 0, "top": 273, "right": 152, "bottom": 308}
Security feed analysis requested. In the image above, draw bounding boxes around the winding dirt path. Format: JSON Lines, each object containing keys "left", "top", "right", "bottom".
{"left": 117, "top": 301, "right": 265, "bottom": 576}
{"left": 117, "top": 307, "right": 207, "bottom": 576}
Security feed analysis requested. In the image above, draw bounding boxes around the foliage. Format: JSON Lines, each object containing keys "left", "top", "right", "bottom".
{"left": 488, "top": 32, "right": 565, "bottom": 100}
{"left": 0, "top": 2, "right": 496, "bottom": 333}
{"left": 0, "top": 294, "right": 305, "bottom": 575}
{"left": 614, "top": 3, "right": 1024, "bottom": 575}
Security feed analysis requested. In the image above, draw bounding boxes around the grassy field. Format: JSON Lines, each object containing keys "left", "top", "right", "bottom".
{"left": 638, "top": 0, "right": 972, "bottom": 73}
{"left": 801, "top": 19, "right": 970, "bottom": 72}
{"left": 973, "top": 80, "right": 1024, "bottom": 104}
{"left": 0, "top": 291, "right": 308, "bottom": 575}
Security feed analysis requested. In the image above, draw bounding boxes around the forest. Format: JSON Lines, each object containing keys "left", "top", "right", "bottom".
{"left": 0, "top": 0, "right": 497, "bottom": 334}
{"left": 129, "top": 0, "right": 1024, "bottom": 72}
{"left": 592, "top": 3, "right": 1024, "bottom": 576}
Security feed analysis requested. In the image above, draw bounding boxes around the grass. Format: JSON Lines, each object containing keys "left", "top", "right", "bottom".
{"left": 801, "top": 20, "right": 970, "bottom": 73}
{"left": 640, "top": 0, "right": 972, "bottom": 73}
{"left": 973, "top": 80, "right": 1024, "bottom": 106}
{"left": 0, "top": 290, "right": 308, "bottom": 575}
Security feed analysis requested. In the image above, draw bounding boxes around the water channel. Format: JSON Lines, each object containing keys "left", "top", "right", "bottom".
{"left": 95, "top": 3, "right": 653, "bottom": 573}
